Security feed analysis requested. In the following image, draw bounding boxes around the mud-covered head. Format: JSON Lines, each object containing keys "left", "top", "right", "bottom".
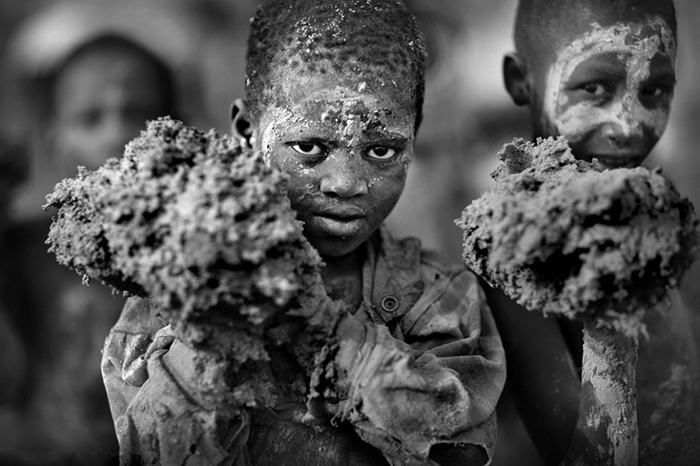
{"left": 504, "top": 0, "right": 677, "bottom": 168}
{"left": 236, "top": 0, "right": 425, "bottom": 259}
{"left": 244, "top": 0, "right": 425, "bottom": 129}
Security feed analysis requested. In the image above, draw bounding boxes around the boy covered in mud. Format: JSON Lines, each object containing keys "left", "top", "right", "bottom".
{"left": 101, "top": 1, "right": 506, "bottom": 465}
{"left": 496, "top": 0, "right": 700, "bottom": 463}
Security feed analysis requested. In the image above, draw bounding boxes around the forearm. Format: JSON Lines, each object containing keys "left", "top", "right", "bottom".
{"left": 482, "top": 282, "right": 580, "bottom": 465}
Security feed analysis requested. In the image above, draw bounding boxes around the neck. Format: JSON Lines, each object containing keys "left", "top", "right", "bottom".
{"left": 320, "top": 248, "right": 364, "bottom": 312}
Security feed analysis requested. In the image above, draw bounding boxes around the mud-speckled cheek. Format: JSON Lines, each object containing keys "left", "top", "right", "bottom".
{"left": 553, "top": 100, "right": 601, "bottom": 145}
{"left": 285, "top": 169, "right": 319, "bottom": 207}
{"left": 366, "top": 165, "right": 406, "bottom": 217}
{"left": 632, "top": 102, "right": 670, "bottom": 140}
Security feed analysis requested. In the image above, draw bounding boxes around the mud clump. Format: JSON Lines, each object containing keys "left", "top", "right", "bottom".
{"left": 456, "top": 137, "right": 698, "bottom": 336}
{"left": 44, "top": 117, "right": 336, "bottom": 366}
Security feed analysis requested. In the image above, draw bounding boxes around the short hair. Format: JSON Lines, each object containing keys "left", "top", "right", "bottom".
{"left": 245, "top": 0, "right": 426, "bottom": 129}
{"left": 514, "top": 0, "right": 677, "bottom": 65}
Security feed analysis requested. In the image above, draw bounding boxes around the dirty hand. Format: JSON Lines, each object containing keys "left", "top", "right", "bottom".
{"left": 317, "top": 314, "right": 413, "bottom": 413}
{"left": 121, "top": 325, "right": 176, "bottom": 386}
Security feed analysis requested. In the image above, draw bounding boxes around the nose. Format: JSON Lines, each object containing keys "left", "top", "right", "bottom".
{"left": 602, "top": 93, "right": 653, "bottom": 148}
{"left": 599, "top": 118, "right": 644, "bottom": 150}
{"left": 319, "top": 151, "right": 368, "bottom": 198}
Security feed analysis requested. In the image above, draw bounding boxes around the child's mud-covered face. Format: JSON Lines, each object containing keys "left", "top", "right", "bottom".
{"left": 53, "top": 48, "right": 168, "bottom": 171}
{"left": 539, "top": 17, "right": 676, "bottom": 168}
{"left": 255, "top": 71, "right": 415, "bottom": 258}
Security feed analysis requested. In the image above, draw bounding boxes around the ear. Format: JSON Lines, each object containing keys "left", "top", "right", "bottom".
{"left": 230, "top": 98, "right": 254, "bottom": 148}
{"left": 503, "top": 53, "right": 531, "bottom": 106}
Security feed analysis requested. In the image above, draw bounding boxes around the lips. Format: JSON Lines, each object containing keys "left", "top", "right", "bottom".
{"left": 314, "top": 204, "right": 366, "bottom": 220}
{"left": 591, "top": 154, "right": 645, "bottom": 169}
{"left": 308, "top": 204, "right": 367, "bottom": 237}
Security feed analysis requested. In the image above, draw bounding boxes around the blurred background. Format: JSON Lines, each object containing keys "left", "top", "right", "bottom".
{"left": 0, "top": 1, "right": 697, "bottom": 465}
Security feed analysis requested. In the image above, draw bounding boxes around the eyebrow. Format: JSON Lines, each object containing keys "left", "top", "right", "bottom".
{"left": 360, "top": 130, "right": 411, "bottom": 145}
{"left": 280, "top": 119, "right": 412, "bottom": 141}
{"left": 567, "top": 53, "right": 627, "bottom": 83}
{"left": 645, "top": 56, "right": 676, "bottom": 83}
{"left": 313, "top": 133, "right": 413, "bottom": 152}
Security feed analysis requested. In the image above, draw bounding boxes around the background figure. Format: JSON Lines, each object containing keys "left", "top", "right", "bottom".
{"left": 0, "top": 1, "right": 202, "bottom": 464}
{"left": 6, "top": 0, "right": 205, "bottom": 219}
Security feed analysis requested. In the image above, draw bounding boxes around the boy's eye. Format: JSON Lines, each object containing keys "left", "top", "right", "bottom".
{"left": 579, "top": 82, "right": 608, "bottom": 97}
{"left": 366, "top": 146, "right": 397, "bottom": 160}
{"left": 640, "top": 84, "right": 673, "bottom": 98}
{"left": 291, "top": 142, "right": 324, "bottom": 155}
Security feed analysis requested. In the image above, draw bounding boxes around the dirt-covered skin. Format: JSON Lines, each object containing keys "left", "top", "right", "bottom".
{"left": 44, "top": 117, "right": 337, "bottom": 370}
{"left": 456, "top": 136, "right": 698, "bottom": 336}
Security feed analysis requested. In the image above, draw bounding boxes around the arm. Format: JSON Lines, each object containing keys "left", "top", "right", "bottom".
{"left": 324, "top": 269, "right": 506, "bottom": 465}
{"left": 481, "top": 282, "right": 580, "bottom": 465}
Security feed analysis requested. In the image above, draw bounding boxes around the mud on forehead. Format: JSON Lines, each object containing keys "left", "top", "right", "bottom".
{"left": 264, "top": 54, "right": 419, "bottom": 112}
{"left": 514, "top": 0, "right": 677, "bottom": 63}
{"left": 246, "top": 0, "right": 424, "bottom": 115}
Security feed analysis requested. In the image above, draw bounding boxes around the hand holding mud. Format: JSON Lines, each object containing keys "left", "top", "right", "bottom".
{"left": 44, "top": 117, "right": 340, "bottom": 406}
{"left": 457, "top": 136, "right": 698, "bottom": 336}
{"left": 457, "top": 136, "right": 699, "bottom": 465}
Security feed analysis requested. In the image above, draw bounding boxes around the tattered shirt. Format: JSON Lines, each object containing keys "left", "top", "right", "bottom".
{"left": 101, "top": 227, "right": 506, "bottom": 465}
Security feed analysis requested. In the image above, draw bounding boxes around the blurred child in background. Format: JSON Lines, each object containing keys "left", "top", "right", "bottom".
{"left": 1, "top": 1, "right": 199, "bottom": 463}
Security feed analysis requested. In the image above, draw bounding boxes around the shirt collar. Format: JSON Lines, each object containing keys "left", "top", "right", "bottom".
{"left": 358, "top": 226, "right": 424, "bottom": 325}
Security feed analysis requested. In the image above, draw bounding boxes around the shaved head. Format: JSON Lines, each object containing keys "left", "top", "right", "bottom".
{"left": 514, "top": 0, "right": 676, "bottom": 67}
{"left": 245, "top": 0, "right": 426, "bottom": 127}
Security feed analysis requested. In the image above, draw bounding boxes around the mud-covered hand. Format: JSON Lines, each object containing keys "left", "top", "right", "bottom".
{"left": 118, "top": 336, "right": 250, "bottom": 465}
{"left": 325, "top": 314, "right": 481, "bottom": 460}
{"left": 119, "top": 325, "right": 176, "bottom": 386}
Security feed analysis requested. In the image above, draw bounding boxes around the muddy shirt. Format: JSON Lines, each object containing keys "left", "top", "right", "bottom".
{"left": 101, "top": 227, "right": 506, "bottom": 465}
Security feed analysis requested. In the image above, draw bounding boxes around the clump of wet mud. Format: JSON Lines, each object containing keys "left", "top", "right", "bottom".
{"left": 45, "top": 117, "right": 337, "bottom": 373}
{"left": 456, "top": 137, "right": 698, "bottom": 336}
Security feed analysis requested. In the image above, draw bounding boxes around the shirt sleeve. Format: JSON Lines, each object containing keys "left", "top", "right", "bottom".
{"left": 101, "top": 297, "right": 162, "bottom": 426}
{"left": 101, "top": 297, "right": 250, "bottom": 465}
{"left": 326, "top": 268, "right": 506, "bottom": 465}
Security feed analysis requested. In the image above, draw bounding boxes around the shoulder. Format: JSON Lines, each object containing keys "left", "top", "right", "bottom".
{"left": 416, "top": 246, "right": 485, "bottom": 322}
{"left": 377, "top": 228, "right": 486, "bottom": 335}
{"left": 385, "top": 229, "right": 479, "bottom": 294}
{"left": 379, "top": 226, "right": 468, "bottom": 272}
{"left": 420, "top": 246, "right": 474, "bottom": 283}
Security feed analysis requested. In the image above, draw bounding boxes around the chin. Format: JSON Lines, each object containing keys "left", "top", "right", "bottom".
{"left": 310, "top": 236, "right": 365, "bottom": 259}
